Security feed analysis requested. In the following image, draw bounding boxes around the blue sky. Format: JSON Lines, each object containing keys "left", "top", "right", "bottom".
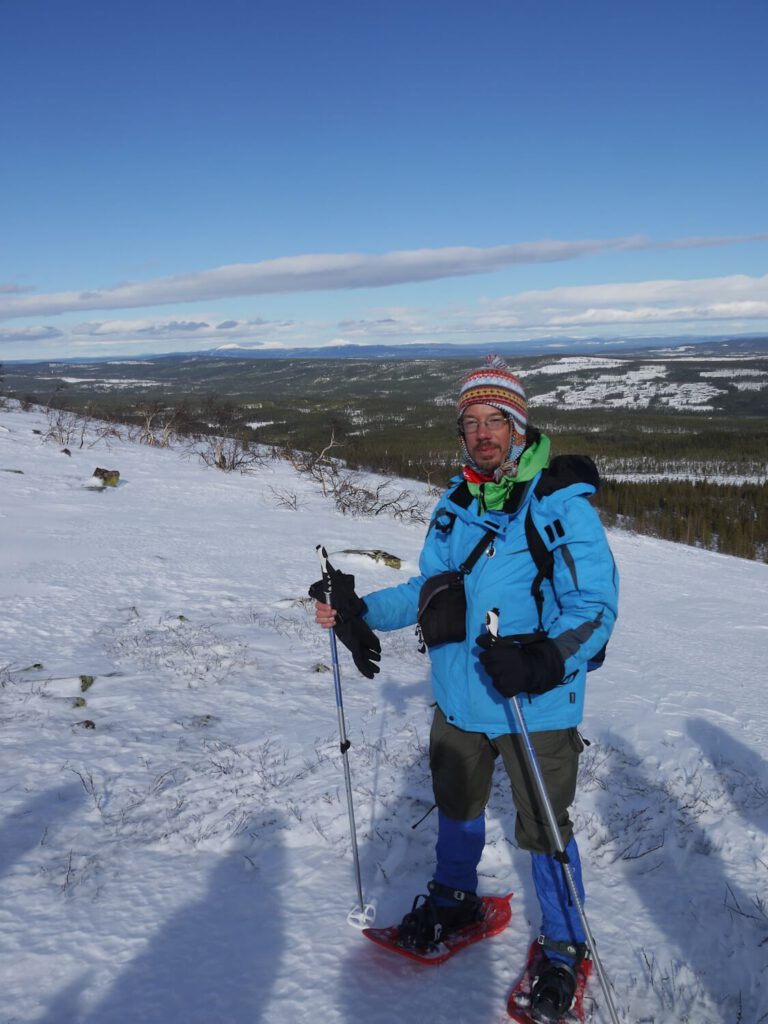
{"left": 1, "top": 0, "right": 767, "bottom": 360}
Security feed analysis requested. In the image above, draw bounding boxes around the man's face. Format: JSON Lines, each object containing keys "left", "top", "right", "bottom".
{"left": 461, "top": 402, "right": 511, "bottom": 473}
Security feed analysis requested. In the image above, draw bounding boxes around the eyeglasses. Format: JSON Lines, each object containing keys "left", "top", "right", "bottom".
{"left": 461, "top": 413, "right": 510, "bottom": 434}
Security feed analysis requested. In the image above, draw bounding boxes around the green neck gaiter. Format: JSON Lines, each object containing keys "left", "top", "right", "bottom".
{"left": 466, "top": 434, "right": 551, "bottom": 512}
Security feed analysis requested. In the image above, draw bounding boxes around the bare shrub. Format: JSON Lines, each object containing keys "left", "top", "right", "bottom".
{"left": 43, "top": 408, "right": 89, "bottom": 447}
{"left": 414, "top": 460, "right": 445, "bottom": 498}
{"left": 278, "top": 428, "right": 428, "bottom": 522}
{"left": 332, "top": 475, "right": 428, "bottom": 522}
{"left": 86, "top": 422, "right": 125, "bottom": 448}
{"left": 197, "top": 434, "right": 266, "bottom": 473}
{"left": 268, "top": 487, "right": 304, "bottom": 511}
{"left": 133, "top": 402, "right": 192, "bottom": 448}
{"left": 282, "top": 428, "right": 346, "bottom": 496}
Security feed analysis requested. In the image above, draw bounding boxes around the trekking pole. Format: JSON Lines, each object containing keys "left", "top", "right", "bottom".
{"left": 317, "top": 545, "right": 376, "bottom": 930}
{"left": 486, "top": 610, "right": 620, "bottom": 1024}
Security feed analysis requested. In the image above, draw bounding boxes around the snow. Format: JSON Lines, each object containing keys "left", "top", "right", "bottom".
{"left": 521, "top": 358, "right": 629, "bottom": 376}
{"left": 1, "top": 402, "right": 767, "bottom": 1024}
{"left": 605, "top": 473, "right": 766, "bottom": 485}
{"left": 532, "top": 374, "right": 727, "bottom": 411}
{"left": 699, "top": 369, "right": 768, "bottom": 378}
{"left": 34, "top": 377, "right": 165, "bottom": 388}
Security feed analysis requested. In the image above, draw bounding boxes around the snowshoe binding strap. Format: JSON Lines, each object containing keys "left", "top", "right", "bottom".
{"left": 397, "top": 893, "right": 443, "bottom": 950}
{"left": 426, "top": 879, "right": 480, "bottom": 905}
{"left": 537, "top": 934, "right": 589, "bottom": 965}
{"left": 530, "top": 957, "right": 578, "bottom": 1024}
{"left": 396, "top": 881, "right": 483, "bottom": 951}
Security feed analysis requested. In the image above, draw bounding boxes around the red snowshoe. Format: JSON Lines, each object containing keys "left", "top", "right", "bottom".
{"left": 507, "top": 940, "right": 592, "bottom": 1023}
{"left": 363, "top": 891, "right": 513, "bottom": 966}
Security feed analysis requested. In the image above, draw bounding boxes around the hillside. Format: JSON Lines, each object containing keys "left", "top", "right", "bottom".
{"left": 0, "top": 401, "right": 766, "bottom": 1024}
{"left": 4, "top": 345, "right": 767, "bottom": 563}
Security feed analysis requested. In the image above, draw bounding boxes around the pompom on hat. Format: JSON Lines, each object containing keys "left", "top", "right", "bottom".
{"left": 457, "top": 354, "right": 528, "bottom": 477}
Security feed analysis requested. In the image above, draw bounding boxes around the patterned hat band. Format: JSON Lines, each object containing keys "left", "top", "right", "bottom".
{"left": 457, "top": 355, "right": 528, "bottom": 477}
{"left": 457, "top": 357, "right": 528, "bottom": 436}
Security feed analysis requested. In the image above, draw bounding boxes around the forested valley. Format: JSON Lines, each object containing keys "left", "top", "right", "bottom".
{"left": 3, "top": 353, "right": 766, "bottom": 562}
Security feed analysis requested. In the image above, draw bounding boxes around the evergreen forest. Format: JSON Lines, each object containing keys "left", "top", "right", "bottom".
{"left": 2, "top": 354, "right": 766, "bottom": 562}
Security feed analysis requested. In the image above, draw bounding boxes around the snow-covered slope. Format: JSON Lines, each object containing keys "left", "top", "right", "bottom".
{"left": 1, "top": 403, "right": 766, "bottom": 1024}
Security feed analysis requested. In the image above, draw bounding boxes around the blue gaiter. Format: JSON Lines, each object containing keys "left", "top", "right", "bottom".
{"left": 530, "top": 836, "right": 586, "bottom": 961}
{"left": 433, "top": 811, "right": 485, "bottom": 896}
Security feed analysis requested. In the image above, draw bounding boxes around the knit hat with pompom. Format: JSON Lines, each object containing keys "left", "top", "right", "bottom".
{"left": 457, "top": 354, "right": 528, "bottom": 477}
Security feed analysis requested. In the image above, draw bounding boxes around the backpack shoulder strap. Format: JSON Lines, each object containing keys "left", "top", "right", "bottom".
{"left": 534, "top": 454, "right": 600, "bottom": 496}
{"left": 526, "top": 458, "right": 595, "bottom": 628}
{"left": 458, "top": 527, "right": 497, "bottom": 575}
{"left": 526, "top": 459, "right": 609, "bottom": 670}
{"left": 434, "top": 480, "right": 497, "bottom": 575}
{"left": 525, "top": 501, "right": 554, "bottom": 631}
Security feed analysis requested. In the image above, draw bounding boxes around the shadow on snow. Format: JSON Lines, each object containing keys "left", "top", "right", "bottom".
{"left": 35, "top": 828, "right": 286, "bottom": 1024}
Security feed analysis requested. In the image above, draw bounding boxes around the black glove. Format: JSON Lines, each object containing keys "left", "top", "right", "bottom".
{"left": 476, "top": 630, "right": 564, "bottom": 698}
{"left": 309, "top": 559, "right": 367, "bottom": 622}
{"left": 332, "top": 617, "right": 382, "bottom": 679}
{"left": 309, "top": 559, "right": 382, "bottom": 679}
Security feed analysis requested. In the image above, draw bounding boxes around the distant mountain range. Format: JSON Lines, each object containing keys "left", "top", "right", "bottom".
{"left": 4, "top": 330, "right": 767, "bottom": 422}
{"left": 5, "top": 333, "right": 768, "bottom": 366}
{"left": 203, "top": 334, "right": 768, "bottom": 361}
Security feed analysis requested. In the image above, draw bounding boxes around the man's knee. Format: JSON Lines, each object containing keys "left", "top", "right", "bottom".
{"left": 501, "top": 728, "right": 582, "bottom": 853}
{"left": 514, "top": 811, "right": 574, "bottom": 854}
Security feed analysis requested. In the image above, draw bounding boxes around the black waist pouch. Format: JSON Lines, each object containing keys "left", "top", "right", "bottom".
{"left": 415, "top": 525, "right": 498, "bottom": 652}
{"left": 417, "top": 571, "right": 467, "bottom": 649}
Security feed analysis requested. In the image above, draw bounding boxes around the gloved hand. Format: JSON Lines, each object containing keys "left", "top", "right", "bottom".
{"left": 332, "top": 617, "right": 382, "bottom": 679}
{"left": 309, "top": 558, "right": 382, "bottom": 679}
{"left": 476, "top": 630, "right": 564, "bottom": 698}
{"left": 309, "top": 558, "right": 366, "bottom": 622}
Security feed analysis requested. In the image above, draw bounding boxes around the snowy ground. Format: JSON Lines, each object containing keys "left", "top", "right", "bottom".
{"left": 520, "top": 357, "right": 767, "bottom": 411}
{"left": 1, "top": 403, "right": 766, "bottom": 1024}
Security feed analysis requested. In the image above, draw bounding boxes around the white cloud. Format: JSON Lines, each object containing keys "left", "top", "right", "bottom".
{"left": 73, "top": 319, "right": 212, "bottom": 338}
{"left": 0, "top": 325, "right": 64, "bottom": 344}
{"left": 64, "top": 315, "right": 301, "bottom": 345}
{"left": 485, "top": 272, "right": 768, "bottom": 310}
{"left": 5, "top": 270, "right": 768, "bottom": 358}
{"left": 1, "top": 234, "right": 766, "bottom": 320}
{"left": 472, "top": 272, "right": 768, "bottom": 331}
{"left": 544, "top": 302, "right": 768, "bottom": 327}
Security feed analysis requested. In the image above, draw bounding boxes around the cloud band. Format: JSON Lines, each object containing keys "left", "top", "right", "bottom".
{"left": 1, "top": 233, "right": 765, "bottom": 320}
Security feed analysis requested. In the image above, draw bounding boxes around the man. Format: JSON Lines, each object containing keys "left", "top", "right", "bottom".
{"left": 313, "top": 355, "right": 618, "bottom": 1023}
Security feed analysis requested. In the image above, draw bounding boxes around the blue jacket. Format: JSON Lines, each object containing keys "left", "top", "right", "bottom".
{"left": 363, "top": 462, "right": 619, "bottom": 739}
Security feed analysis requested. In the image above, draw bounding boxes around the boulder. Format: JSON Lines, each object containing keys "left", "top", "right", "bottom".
{"left": 339, "top": 548, "right": 402, "bottom": 570}
{"left": 93, "top": 468, "right": 120, "bottom": 487}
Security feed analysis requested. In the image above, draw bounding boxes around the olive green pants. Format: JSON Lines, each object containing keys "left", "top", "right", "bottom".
{"left": 429, "top": 704, "right": 584, "bottom": 854}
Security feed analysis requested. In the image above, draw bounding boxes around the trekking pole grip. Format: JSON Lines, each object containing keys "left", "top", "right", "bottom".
{"left": 316, "top": 544, "right": 332, "bottom": 602}
{"left": 486, "top": 608, "right": 500, "bottom": 641}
